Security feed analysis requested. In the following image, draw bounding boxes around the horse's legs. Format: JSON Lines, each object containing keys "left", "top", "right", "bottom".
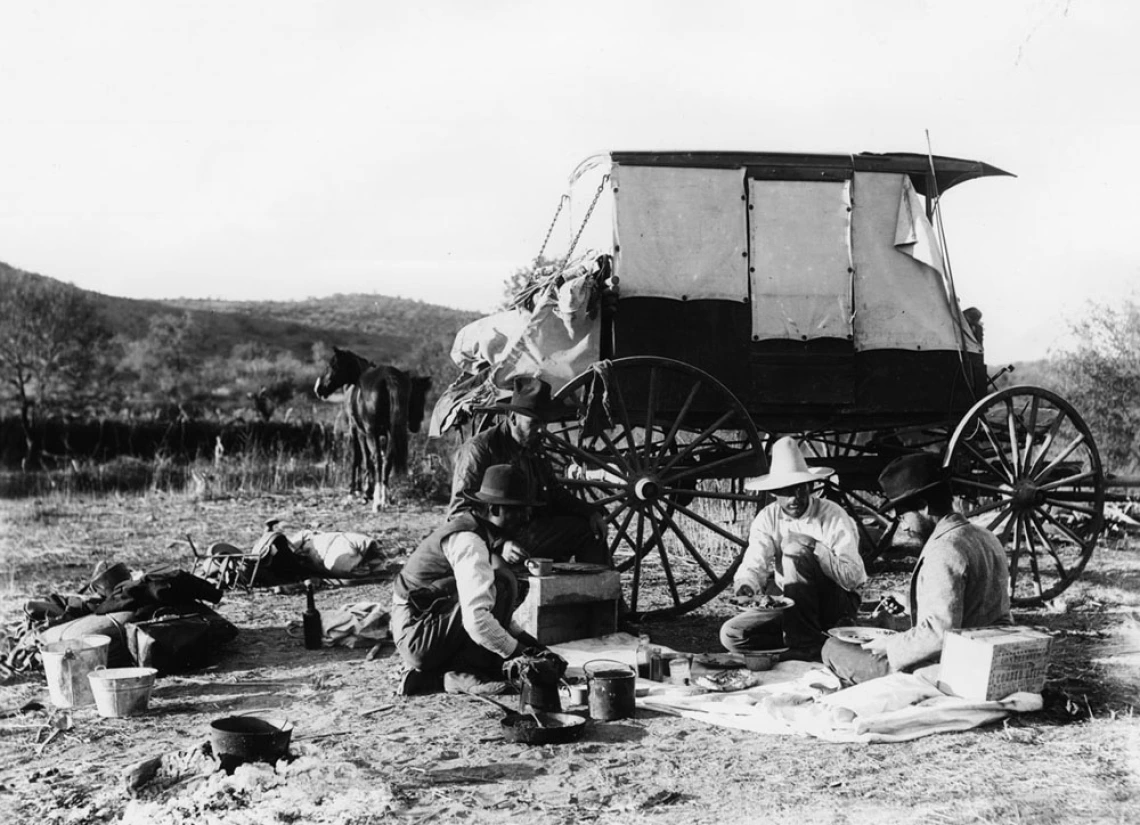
{"left": 348, "top": 430, "right": 363, "bottom": 496}
{"left": 367, "top": 432, "right": 385, "bottom": 512}
{"left": 378, "top": 434, "right": 392, "bottom": 509}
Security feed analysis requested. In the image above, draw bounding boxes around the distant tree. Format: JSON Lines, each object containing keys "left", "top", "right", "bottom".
{"left": 119, "top": 312, "right": 201, "bottom": 400}
{"left": 0, "top": 269, "right": 108, "bottom": 462}
{"left": 1052, "top": 299, "right": 1140, "bottom": 473}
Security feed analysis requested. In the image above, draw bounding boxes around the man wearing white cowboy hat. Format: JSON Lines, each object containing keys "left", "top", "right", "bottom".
{"left": 392, "top": 464, "right": 545, "bottom": 696}
{"left": 821, "top": 452, "right": 1010, "bottom": 686}
{"left": 720, "top": 436, "right": 866, "bottom": 660}
{"left": 449, "top": 375, "right": 608, "bottom": 566}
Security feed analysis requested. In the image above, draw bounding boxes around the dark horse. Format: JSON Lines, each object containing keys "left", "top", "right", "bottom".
{"left": 314, "top": 348, "right": 432, "bottom": 510}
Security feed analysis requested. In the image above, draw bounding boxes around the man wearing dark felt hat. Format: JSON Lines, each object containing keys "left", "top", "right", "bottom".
{"left": 822, "top": 452, "right": 1012, "bottom": 686}
{"left": 448, "top": 375, "right": 608, "bottom": 566}
{"left": 391, "top": 464, "right": 545, "bottom": 696}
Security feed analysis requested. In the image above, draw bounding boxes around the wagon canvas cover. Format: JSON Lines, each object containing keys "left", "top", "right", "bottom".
{"left": 613, "top": 162, "right": 982, "bottom": 353}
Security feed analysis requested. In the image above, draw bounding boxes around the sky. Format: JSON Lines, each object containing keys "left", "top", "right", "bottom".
{"left": 1, "top": 0, "right": 1137, "bottom": 364}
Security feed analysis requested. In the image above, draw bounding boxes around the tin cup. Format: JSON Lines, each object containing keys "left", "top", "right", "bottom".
{"left": 525, "top": 558, "right": 553, "bottom": 577}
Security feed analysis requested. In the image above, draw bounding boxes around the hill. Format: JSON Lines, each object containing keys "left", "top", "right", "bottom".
{"left": 1, "top": 261, "right": 482, "bottom": 372}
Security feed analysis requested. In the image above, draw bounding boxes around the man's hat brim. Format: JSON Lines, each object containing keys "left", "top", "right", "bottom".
{"left": 745, "top": 466, "right": 834, "bottom": 492}
{"left": 883, "top": 479, "right": 947, "bottom": 511}
{"left": 462, "top": 490, "right": 545, "bottom": 507}
{"left": 473, "top": 402, "right": 553, "bottom": 421}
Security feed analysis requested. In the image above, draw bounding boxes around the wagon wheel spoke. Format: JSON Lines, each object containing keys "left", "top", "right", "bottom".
{"left": 609, "top": 379, "right": 644, "bottom": 471}
{"left": 1004, "top": 399, "right": 1022, "bottom": 482}
{"left": 1035, "top": 506, "right": 1088, "bottom": 553}
{"left": 1037, "top": 498, "right": 1097, "bottom": 518}
{"left": 629, "top": 511, "right": 647, "bottom": 611}
{"left": 953, "top": 477, "right": 1013, "bottom": 497}
{"left": 660, "top": 485, "right": 757, "bottom": 505}
{"left": 648, "top": 500, "right": 733, "bottom": 582}
{"left": 608, "top": 506, "right": 638, "bottom": 568}
{"left": 1019, "top": 512, "right": 1046, "bottom": 602}
{"left": 1032, "top": 434, "right": 1088, "bottom": 484}
{"left": 1020, "top": 394, "right": 1040, "bottom": 476}
{"left": 960, "top": 434, "right": 1014, "bottom": 485}
{"left": 976, "top": 416, "right": 1016, "bottom": 481}
{"left": 642, "top": 366, "right": 660, "bottom": 461}
{"left": 1026, "top": 510, "right": 1070, "bottom": 586}
{"left": 1007, "top": 512, "right": 1023, "bottom": 602}
{"left": 644, "top": 506, "right": 683, "bottom": 607}
{"left": 659, "top": 410, "right": 738, "bottom": 477}
{"left": 1024, "top": 410, "right": 1067, "bottom": 479}
{"left": 986, "top": 506, "right": 1016, "bottom": 536}
{"left": 656, "top": 381, "right": 703, "bottom": 462}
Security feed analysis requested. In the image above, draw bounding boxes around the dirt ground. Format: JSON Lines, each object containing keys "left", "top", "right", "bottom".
{"left": 1, "top": 489, "right": 1139, "bottom": 825}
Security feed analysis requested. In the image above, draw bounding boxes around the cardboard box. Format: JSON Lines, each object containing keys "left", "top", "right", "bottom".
{"left": 937, "top": 626, "right": 1052, "bottom": 701}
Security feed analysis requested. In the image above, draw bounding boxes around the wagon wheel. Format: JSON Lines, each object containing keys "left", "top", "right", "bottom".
{"left": 944, "top": 385, "right": 1105, "bottom": 607}
{"left": 543, "top": 357, "right": 766, "bottom": 620}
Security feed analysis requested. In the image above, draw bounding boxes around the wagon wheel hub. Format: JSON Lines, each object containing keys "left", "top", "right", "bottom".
{"left": 1011, "top": 481, "right": 1042, "bottom": 510}
{"left": 632, "top": 475, "right": 662, "bottom": 503}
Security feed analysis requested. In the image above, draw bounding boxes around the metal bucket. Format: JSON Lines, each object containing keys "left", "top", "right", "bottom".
{"left": 87, "top": 667, "right": 157, "bottom": 717}
{"left": 41, "top": 635, "right": 111, "bottom": 708}
{"left": 584, "top": 659, "right": 636, "bottom": 721}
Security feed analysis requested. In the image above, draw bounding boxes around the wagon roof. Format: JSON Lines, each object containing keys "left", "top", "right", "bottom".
{"left": 609, "top": 151, "right": 1013, "bottom": 196}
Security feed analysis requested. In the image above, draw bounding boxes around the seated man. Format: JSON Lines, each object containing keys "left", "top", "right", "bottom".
{"left": 721, "top": 437, "right": 866, "bottom": 660}
{"left": 449, "top": 375, "right": 608, "bottom": 567}
{"left": 391, "top": 464, "right": 540, "bottom": 696}
{"left": 822, "top": 453, "right": 1012, "bottom": 686}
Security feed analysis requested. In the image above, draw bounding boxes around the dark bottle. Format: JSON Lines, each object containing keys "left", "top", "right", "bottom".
{"left": 303, "top": 579, "right": 323, "bottom": 650}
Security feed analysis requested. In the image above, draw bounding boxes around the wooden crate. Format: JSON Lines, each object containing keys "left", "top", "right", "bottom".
{"left": 937, "top": 625, "right": 1052, "bottom": 701}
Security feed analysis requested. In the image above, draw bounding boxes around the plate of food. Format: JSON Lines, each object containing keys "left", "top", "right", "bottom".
{"left": 826, "top": 626, "right": 899, "bottom": 645}
{"left": 726, "top": 594, "right": 795, "bottom": 617}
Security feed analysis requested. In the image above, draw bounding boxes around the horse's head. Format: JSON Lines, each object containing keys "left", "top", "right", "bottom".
{"left": 407, "top": 375, "right": 433, "bottom": 433}
{"left": 314, "top": 347, "right": 365, "bottom": 399}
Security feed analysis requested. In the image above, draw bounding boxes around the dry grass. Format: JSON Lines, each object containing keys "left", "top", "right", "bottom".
{"left": 1, "top": 488, "right": 1138, "bottom": 824}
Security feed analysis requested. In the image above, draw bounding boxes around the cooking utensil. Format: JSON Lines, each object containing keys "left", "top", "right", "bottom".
{"left": 210, "top": 713, "right": 294, "bottom": 769}
{"left": 469, "top": 695, "right": 587, "bottom": 745}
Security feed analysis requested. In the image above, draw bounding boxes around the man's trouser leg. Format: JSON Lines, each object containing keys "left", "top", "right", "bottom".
{"left": 395, "top": 565, "right": 518, "bottom": 675}
{"left": 821, "top": 638, "right": 891, "bottom": 686}
{"left": 719, "top": 611, "right": 785, "bottom": 653}
{"left": 779, "top": 545, "right": 861, "bottom": 656}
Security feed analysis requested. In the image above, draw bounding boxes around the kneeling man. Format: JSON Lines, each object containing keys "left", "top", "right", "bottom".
{"left": 391, "top": 464, "right": 537, "bottom": 696}
{"left": 822, "top": 453, "right": 1012, "bottom": 685}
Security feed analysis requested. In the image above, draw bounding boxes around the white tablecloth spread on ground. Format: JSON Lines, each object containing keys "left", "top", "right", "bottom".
{"left": 548, "top": 633, "right": 1043, "bottom": 744}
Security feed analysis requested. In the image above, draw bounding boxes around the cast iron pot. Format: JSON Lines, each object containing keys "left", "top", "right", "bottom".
{"left": 210, "top": 714, "right": 293, "bottom": 768}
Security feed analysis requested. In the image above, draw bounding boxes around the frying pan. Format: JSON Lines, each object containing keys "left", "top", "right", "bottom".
{"left": 472, "top": 696, "right": 587, "bottom": 745}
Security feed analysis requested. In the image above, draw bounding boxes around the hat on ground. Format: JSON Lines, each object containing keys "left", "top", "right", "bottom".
{"left": 878, "top": 453, "right": 947, "bottom": 510}
{"left": 465, "top": 464, "right": 544, "bottom": 507}
{"left": 477, "top": 376, "right": 557, "bottom": 421}
{"left": 744, "top": 436, "right": 834, "bottom": 492}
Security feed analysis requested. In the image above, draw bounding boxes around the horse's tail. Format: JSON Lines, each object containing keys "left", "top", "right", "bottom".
{"left": 386, "top": 370, "right": 411, "bottom": 476}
